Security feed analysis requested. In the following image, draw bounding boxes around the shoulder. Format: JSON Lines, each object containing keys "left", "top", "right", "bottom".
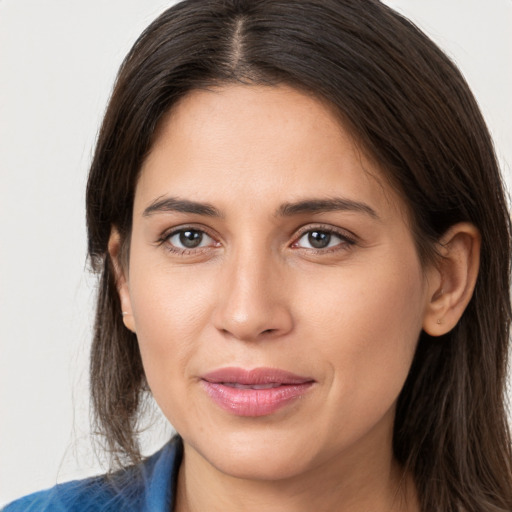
{"left": 1, "top": 477, "right": 119, "bottom": 512}
{"left": 2, "top": 436, "right": 183, "bottom": 512}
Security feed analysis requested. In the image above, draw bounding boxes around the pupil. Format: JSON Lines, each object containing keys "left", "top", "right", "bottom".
{"left": 179, "top": 230, "right": 202, "bottom": 248}
{"left": 308, "top": 231, "right": 330, "bottom": 249}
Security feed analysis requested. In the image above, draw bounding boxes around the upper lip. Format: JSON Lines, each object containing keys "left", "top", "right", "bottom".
{"left": 201, "top": 367, "right": 315, "bottom": 385}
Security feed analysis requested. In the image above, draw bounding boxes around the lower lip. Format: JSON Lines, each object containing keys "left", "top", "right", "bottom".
{"left": 201, "top": 381, "right": 314, "bottom": 417}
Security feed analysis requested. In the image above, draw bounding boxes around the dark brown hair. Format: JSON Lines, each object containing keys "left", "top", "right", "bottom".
{"left": 86, "top": 1, "right": 512, "bottom": 510}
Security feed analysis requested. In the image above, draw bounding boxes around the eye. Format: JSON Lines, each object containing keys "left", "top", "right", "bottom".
{"left": 166, "top": 228, "right": 215, "bottom": 250}
{"left": 293, "top": 228, "right": 354, "bottom": 250}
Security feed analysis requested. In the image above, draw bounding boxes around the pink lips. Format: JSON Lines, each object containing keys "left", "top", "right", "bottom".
{"left": 201, "top": 367, "right": 315, "bottom": 417}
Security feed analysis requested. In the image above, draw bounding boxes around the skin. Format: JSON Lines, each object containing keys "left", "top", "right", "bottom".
{"left": 110, "top": 85, "right": 480, "bottom": 512}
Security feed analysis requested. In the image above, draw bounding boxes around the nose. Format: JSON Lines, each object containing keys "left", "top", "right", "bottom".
{"left": 212, "top": 248, "right": 294, "bottom": 342}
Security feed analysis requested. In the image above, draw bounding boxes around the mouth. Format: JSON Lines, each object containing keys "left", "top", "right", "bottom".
{"left": 200, "top": 367, "right": 315, "bottom": 417}
{"left": 222, "top": 382, "right": 284, "bottom": 389}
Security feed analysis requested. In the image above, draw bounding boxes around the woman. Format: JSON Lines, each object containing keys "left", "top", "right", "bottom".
{"left": 4, "top": 0, "right": 511, "bottom": 510}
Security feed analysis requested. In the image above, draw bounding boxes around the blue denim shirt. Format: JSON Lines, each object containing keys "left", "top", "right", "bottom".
{"left": 2, "top": 437, "right": 183, "bottom": 512}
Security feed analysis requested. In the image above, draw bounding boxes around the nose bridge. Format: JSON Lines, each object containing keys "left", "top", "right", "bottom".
{"left": 213, "top": 240, "right": 293, "bottom": 341}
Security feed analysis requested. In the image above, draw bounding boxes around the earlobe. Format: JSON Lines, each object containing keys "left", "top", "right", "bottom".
{"left": 108, "top": 228, "right": 136, "bottom": 333}
{"left": 423, "top": 223, "right": 481, "bottom": 336}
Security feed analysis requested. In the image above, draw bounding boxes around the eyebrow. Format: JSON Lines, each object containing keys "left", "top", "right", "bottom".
{"left": 143, "top": 197, "right": 222, "bottom": 217}
{"left": 142, "top": 196, "right": 379, "bottom": 220}
{"left": 277, "top": 198, "right": 379, "bottom": 219}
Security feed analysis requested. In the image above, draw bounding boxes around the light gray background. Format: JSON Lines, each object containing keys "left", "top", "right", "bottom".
{"left": 1, "top": 0, "right": 511, "bottom": 505}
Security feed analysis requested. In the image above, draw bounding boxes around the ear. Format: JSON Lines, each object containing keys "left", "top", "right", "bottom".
{"left": 108, "top": 228, "right": 136, "bottom": 333}
{"left": 423, "top": 222, "right": 481, "bottom": 336}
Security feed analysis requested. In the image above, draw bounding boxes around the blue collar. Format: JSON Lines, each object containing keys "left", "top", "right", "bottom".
{"left": 3, "top": 436, "right": 183, "bottom": 512}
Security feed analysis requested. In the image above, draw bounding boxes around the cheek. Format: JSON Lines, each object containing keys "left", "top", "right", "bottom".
{"left": 127, "top": 258, "right": 218, "bottom": 403}
{"left": 296, "top": 251, "right": 426, "bottom": 407}
{"left": 130, "top": 249, "right": 215, "bottom": 336}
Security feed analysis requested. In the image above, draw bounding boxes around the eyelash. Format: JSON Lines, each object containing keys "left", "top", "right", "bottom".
{"left": 292, "top": 225, "right": 357, "bottom": 254}
{"left": 157, "top": 224, "right": 357, "bottom": 256}
{"left": 157, "top": 226, "right": 219, "bottom": 256}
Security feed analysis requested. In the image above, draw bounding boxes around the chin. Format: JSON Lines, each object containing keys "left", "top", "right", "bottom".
{"left": 185, "top": 424, "right": 320, "bottom": 481}
{"left": 211, "top": 446, "right": 312, "bottom": 481}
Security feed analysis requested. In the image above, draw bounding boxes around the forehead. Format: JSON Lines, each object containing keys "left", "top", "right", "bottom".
{"left": 135, "top": 84, "right": 404, "bottom": 220}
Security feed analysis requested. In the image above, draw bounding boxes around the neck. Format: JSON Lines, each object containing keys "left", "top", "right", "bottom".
{"left": 174, "top": 434, "right": 418, "bottom": 512}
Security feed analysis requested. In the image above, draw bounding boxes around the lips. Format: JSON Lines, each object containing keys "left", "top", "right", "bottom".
{"left": 201, "top": 367, "right": 315, "bottom": 417}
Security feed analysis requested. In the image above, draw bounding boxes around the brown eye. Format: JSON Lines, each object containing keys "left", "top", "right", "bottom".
{"left": 167, "top": 229, "right": 213, "bottom": 249}
{"left": 307, "top": 231, "right": 332, "bottom": 249}
{"left": 295, "top": 229, "right": 345, "bottom": 250}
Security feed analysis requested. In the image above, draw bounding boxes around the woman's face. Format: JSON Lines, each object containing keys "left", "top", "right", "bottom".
{"left": 117, "top": 85, "right": 435, "bottom": 481}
